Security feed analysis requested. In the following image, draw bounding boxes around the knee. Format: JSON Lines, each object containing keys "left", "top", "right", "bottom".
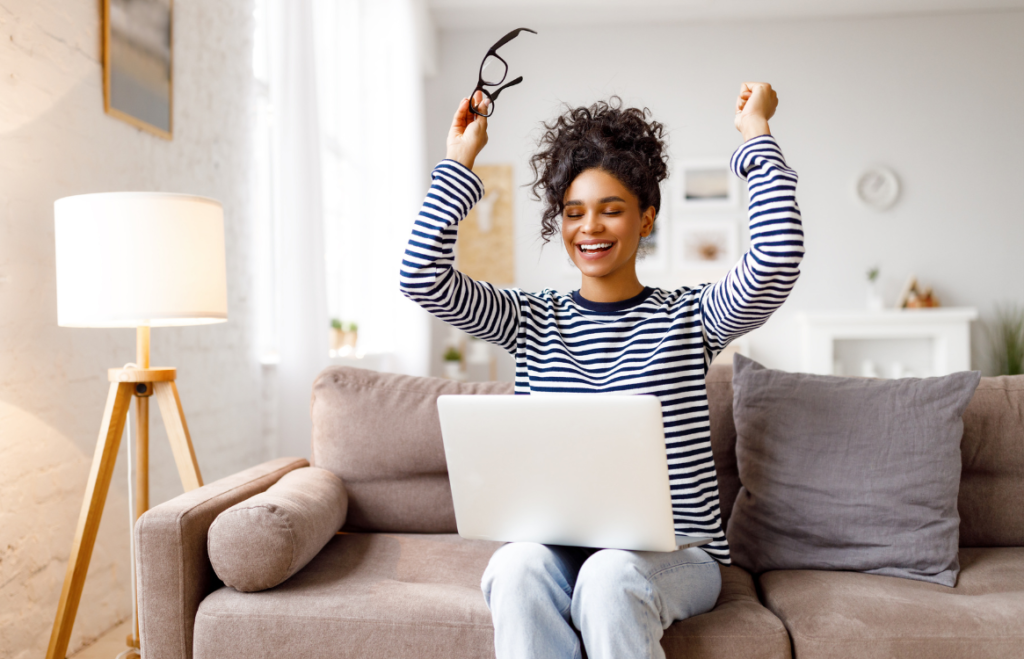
{"left": 571, "top": 550, "right": 650, "bottom": 624}
{"left": 481, "top": 542, "right": 567, "bottom": 605}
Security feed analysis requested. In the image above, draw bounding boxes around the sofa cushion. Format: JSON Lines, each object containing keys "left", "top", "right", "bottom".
{"left": 958, "top": 375, "right": 1024, "bottom": 547}
{"left": 194, "top": 533, "right": 504, "bottom": 659}
{"left": 706, "top": 363, "right": 742, "bottom": 530}
{"left": 705, "top": 368, "right": 1024, "bottom": 545}
{"left": 136, "top": 456, "right": 309, "bottom": 659}
{"left": 707, "top": 367, "right": 1024, "bottom": 541}
{"left": 727, "top": 354, "right": 980, "bottom": 586}
{"left": 193, "top": 533, "right": 792, "bottom": 659}
{"left": 310, "top": 366, "right": 513, "bottom": 533}
{"left": 208, "top": 467, "right": 347, "bottom": 592}
{"left": 758, "top": 547, "right": 1024, "bottom": 659}
{"left": 662, "top": 564, "right": 791, "bottom": 659}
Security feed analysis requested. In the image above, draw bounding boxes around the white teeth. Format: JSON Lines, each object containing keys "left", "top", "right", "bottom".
{"left": 580, "top": 243, "right": 612, "bottom": 252}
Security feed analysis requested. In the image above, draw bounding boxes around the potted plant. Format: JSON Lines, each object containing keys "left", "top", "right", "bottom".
{"left": 989, "top": 304, "right": 1024, "bottom": 376}
{"left": 443, "top": 346, "right": 463, "bottom": 380}
{"left": 866, "top": 266, "right": 883, "bottom": 311}
{"left": 330, "top": 318, "right": 344, "bottom": 351}
{"left": 343, "top": 321, "right": 359, "bottom": 350}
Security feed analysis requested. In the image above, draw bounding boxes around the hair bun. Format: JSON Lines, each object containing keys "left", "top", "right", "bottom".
{"left": 529, "top": 96, "right": 668, "bottom": 244}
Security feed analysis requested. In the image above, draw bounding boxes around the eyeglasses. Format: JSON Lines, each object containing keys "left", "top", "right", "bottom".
{"left": 469, "top": 27, "right": 537, "bottom": 118}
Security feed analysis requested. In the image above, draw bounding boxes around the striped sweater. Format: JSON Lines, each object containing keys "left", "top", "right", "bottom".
{"left": 399, "top": 134, "right": 804, "bottom": 564}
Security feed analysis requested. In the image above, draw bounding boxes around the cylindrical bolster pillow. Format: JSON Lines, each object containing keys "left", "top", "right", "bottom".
{"left": 208, "top": 466, "right": 347, "bottom": 592}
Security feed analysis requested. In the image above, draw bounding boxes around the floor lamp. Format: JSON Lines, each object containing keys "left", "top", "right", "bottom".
{"left": 48, "top": 192, "right": 228, "bottom": 659}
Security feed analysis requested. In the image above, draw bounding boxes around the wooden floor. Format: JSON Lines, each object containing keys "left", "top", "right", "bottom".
{"left": 69, "top": 620, "right": 137, "bottom": 659}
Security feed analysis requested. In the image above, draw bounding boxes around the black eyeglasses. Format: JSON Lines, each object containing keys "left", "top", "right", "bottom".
{"left": 469, "top": 27, "right": 537, "bottom": 118}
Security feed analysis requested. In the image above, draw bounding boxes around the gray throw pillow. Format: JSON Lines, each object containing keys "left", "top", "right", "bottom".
{"left": 209, "top": 467, "right": 348, "bottom": 592}
{"left": 727, "top": 354, "right": 980, "bottom": 586}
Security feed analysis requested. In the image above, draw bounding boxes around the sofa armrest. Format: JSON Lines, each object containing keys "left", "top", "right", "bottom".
{"left": 136, "top": 456, "right": 308, "bottom": 659}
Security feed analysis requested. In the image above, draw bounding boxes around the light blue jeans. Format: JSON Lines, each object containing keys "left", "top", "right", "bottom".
{"left": 481, "top": 542, "right": 722, "bottom": 659}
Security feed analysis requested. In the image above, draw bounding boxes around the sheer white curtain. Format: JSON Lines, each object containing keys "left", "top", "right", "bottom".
{"left": 313, "top": 0, "right": 433, "bottom": 377}
{"left": 268, "top": 0, "right": 329, "bottom": 458}
{"left": 259, "top": 0, "right": 433, "bottom": 456}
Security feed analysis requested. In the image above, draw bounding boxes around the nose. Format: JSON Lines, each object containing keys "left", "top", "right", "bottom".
{"left": 580, "top": 210, "right": 603, "bottom": 234}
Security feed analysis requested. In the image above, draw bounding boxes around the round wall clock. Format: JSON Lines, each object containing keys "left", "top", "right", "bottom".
{"left": 856, "top": 166, "right": 900, "bottom": 211}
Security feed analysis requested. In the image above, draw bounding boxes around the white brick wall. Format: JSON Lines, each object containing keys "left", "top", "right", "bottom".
{"left": 0, "top": 1, "right": 265, "bottom": 657}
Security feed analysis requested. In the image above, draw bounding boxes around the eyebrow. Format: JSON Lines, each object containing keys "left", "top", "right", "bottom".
{"left": 564, "top": 196, "right": 627, "bottom": 206}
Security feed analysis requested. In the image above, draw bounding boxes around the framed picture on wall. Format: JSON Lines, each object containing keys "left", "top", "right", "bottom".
{"left": 674, "top": 218, "right": 738, "bottom": 270}
{"left": 676, "top": 160, "right": 739, "bottom": 210}
{"left": 103, "top": 0, "right": 174, "bottom": 139}
{"left": 457, "top": 164, "right": 515, "bottom": 286}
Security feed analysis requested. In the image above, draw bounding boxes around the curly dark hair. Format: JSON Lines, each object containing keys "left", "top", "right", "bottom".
{"left": 529, "top": 97, "right": 669, "bottom": 244}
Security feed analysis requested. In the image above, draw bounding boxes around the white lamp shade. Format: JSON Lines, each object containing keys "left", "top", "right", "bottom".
{"left": 54, "top": 192, "right": 228, "bottom": 327}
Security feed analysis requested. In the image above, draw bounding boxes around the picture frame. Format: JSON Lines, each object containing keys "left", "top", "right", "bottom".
{"left": 673, "top": 218, "right": 738, "bottom": 270}
{"left": 456, "top": 164, "right": 516, "bottom": 286}
{"left": 103, "top": 0, "right": 174, "bottom": 139}
{"left": 676, "top": 160, "right": 739, "bottom": 210}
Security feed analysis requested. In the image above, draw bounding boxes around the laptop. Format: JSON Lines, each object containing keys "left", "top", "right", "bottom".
{"left": 436, "top": 394, "right": 713, "bottom": 553}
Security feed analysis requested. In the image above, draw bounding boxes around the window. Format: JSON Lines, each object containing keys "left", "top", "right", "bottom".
{"left": 313, "top": 0, "right": 364, "bottom": 341}
{"left": 252, "top": 0, "right": 277, "bottom": 363}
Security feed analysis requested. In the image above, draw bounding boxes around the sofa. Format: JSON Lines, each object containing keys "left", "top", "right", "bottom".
{"left": 136, "top": 363, "right": 1024, "bottom": 659}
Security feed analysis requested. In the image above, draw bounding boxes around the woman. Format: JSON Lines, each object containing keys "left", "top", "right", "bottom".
{"left": 399, "top": 83, "right": 803, "bottom": 659}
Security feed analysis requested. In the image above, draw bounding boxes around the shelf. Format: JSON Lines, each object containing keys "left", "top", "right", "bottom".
{"left": 797, "top": 308, "right": 978, "bottom": 326}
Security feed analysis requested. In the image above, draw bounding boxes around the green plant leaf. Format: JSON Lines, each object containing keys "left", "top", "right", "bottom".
{"left": 990, "top": 303, "right": 1024, "bottom": 376}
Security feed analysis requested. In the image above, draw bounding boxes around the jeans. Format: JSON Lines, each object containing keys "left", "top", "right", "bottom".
{"left": 481, "top": 542, "right": 722, "bottom": 659}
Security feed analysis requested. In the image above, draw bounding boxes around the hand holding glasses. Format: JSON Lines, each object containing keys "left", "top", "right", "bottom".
{"left": 446, "top": 27, "right": 537, "bottom": 170}
{"left": 469, "top": 27, "right": 537, "bottom": 117}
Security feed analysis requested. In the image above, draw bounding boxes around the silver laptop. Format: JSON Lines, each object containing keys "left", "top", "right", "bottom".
{"left": 436, "top": 394, "right": 713, "bottom": 553}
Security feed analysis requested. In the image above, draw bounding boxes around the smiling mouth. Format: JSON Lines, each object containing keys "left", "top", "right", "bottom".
{"left": 577, "top": 242, "right": 614, "bottom": 254}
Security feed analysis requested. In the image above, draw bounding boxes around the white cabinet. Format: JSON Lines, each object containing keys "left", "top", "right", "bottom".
{"left": 798, "top": 308, "right": 978, "bottom": 378}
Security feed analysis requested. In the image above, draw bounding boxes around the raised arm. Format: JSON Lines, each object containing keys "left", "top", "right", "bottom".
{"left": 699, "top": 83, "right": 804, "bottom": 355}
{"left": 399, "top": 94, "right": 521, "bottom": 352}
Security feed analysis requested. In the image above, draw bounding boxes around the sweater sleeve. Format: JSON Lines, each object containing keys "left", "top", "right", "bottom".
{"left": 698, "top": 135, "right": 804, "bottom": 357}
{"left": 399, "top": 160, "right": 521, "bottom": 352}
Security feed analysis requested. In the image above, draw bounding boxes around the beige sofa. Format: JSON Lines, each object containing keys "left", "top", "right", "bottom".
{"left": 136, "top": 364, "right": 1024, "bottom": 659}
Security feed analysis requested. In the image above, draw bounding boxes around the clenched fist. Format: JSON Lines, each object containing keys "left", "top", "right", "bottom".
{"left": 734, "top": 82, "right": 777, "bottom": 141}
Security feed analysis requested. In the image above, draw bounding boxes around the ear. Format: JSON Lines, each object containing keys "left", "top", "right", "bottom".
{"left": 639, "top": 206, "right": 657, "bottom": 237}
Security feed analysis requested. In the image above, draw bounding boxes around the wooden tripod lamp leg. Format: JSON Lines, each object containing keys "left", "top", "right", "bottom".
{"left": 135, "top": 396, "right": 149, "bottom": 517}
{"left": 128, "top": 393, "right": 149, "bottom": 651}
{"left": 135, "top": 327, "right": 150, "bottom": 518}
{"left": 129, "top": 326, "right": 149, "bottom": 651}
{"left": 154, "top": 381, "right": 203, "bottom": 490}
{"left": 46, "top": 382, "right": 135, "bottom": 659}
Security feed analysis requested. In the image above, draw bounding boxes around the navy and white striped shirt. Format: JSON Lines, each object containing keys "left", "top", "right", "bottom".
{"left": 400, "top": 135, "right": 804, "bottom": 564}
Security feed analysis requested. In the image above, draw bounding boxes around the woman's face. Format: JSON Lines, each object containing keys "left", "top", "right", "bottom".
{"left": 561, "top": 168, "right": 655, "bottom": 280}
